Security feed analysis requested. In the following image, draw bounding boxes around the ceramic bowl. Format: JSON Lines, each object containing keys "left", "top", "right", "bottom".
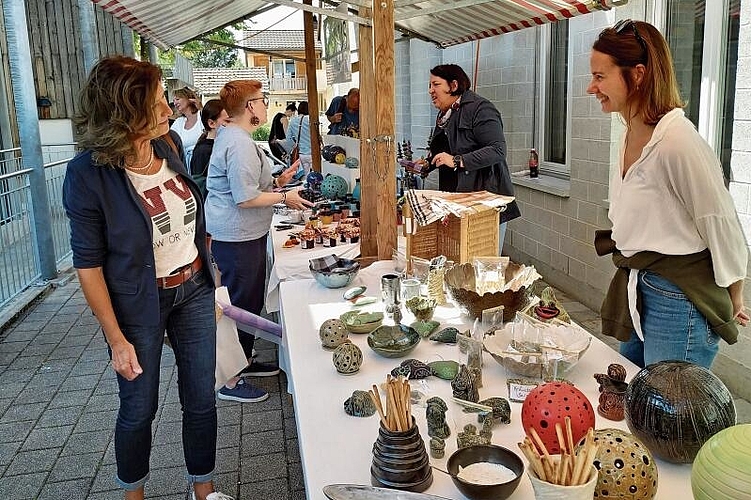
{"left": 444, "top": 262, "right": 532, "bottom": 322}
{"left": 339, "top": 311, "right": 384, "bottom": 334}
{"left": 309, "top": 256, "right": 360, "bottom": 289}
{"left": 405, "top": 297, "right": 437, "bottom": 321}
{"left": 367, "top": 324, "right": 421, "bottom": 358}
{"left": 446, "top": 444, "right": 524, "bottom": 500}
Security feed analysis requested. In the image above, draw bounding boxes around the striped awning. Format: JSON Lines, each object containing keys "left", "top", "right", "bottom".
{"left": 93, "top": 0, "right": 625, "bottom": 49}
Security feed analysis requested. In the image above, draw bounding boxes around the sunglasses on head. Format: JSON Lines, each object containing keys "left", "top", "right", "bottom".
{"left": 612, "top": 19, "right": 648, "bottom": 62}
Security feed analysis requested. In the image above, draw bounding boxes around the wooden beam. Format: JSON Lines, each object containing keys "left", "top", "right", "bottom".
{"left": 358, "top": 3, "right": 377, "bottom": 258}
{"left": 303, "top": 0, "right": 322, "bottom": 173}
{"left": 271, "top": 0, "right": 372, "bottom": 26}
{"left": 372, "top": 0, "right": 397, "bottom": 260}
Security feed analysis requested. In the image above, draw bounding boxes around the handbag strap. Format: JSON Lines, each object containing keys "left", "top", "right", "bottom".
{"left": 295, "top": 117, "right": 304, "bottom": 144}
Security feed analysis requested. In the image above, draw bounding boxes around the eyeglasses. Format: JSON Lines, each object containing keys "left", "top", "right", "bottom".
{"left": 613, "top": 19, "right": 648, "bottom": 62}
{"left": 247, "top": 95, "right": 270, "bottom": 107}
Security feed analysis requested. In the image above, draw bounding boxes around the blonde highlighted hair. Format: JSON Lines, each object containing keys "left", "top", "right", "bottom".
{"left": 174, "top": 86, "right": 200, "bottom": 114}
{"left": 220, "top": 80, "right": 263, "bottom": 118}
{"left": 73, "top": 56, "right": 164, "bottom": 168}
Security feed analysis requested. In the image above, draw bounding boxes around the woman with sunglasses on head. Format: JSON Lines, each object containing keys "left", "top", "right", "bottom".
{"left": 206, "top": 80, "right": 313, "bottom": 403}
{"left": 172, "top": 86, "right": 204, "bottom": 168}
{"left": 63, "top": 56, "right": 231, "bottom": 500}
{"left": 588, "top": 20, "right": 748, "bottom": 369}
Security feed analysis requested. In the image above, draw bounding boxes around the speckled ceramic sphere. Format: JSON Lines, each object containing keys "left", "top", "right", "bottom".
{"left": 332, "top": 340, "right": 363, "bottom": 375}
{"left": 319, "top": 319, "right": 348, "bottom": 349}
{"left": 521, "top": 381, "right": 595, "bottom": 455}
{"left": 625, "top": 361, "right": 736, "bottom": 463}
{"left": 576, "top": 428, "right": 658, "bottom": 499}
{"left": 692, "top": 424, "right": 751, "bottom": 500}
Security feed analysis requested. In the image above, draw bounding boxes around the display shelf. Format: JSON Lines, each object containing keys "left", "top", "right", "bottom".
{"left": 323, "top": 134, "right": 360, "bottom": 159}
{"left": 321, "top": 160, "right": 360, "bottom": 192}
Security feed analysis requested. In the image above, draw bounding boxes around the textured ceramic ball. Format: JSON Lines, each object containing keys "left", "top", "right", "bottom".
{"left": 332, "top": 340, "right": 363, "bottom": 375}
{"left": 321, "top": 174, "right": 349, "bottom": 200}
{"left": 319, "top": 319, "right": 348, "bottom": 349}
{"left": 577, "top": 428, "right": 657, "bottom": 499}
{"left": 521, "top": 381, "right": 595, "bottom": 455}
{"left": 625, "top": 360, "right": 736, "bottom": 463}
{"left": 692, "top": 424, "right": 751, "bottom": 500}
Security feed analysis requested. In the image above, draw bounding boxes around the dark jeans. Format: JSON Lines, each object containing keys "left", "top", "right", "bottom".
{"left": 211, "top": 235, "right": 268, "bottom": 359}
{"left": 114, "top": 271, "right": 217, "bottom": 490}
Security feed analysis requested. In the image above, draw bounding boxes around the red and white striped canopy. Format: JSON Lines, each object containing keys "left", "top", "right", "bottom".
{"left": 93, "top": 0, "right": 623, "bottom": 49}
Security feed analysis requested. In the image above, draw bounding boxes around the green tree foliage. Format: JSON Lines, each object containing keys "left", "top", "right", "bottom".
{"left": 179, "top": 28, "right": 238, "bottom": 68}
{"left": 252, "top": 124, "right": 271, "bottom": 142}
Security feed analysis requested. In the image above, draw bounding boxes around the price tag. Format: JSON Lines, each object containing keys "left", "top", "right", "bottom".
{"left": 507, "top": 379, "right": 540, "bottom": 403}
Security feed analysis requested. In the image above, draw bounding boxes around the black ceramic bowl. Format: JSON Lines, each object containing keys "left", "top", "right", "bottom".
{"left": 446, "top": 445, "right": 524, "bottom": 500}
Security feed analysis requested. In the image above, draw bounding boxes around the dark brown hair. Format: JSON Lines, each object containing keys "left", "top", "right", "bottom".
{"left": 430, "top": 64, "right": 472, "bottom": 96}
{"left": 593, "top": 20, "right": 684, "bottom": 125}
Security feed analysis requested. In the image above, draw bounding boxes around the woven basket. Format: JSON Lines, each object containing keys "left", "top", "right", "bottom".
{"left": 444, "top": 262, "right": 531, "bottom": 322}
{"left": 402, "top": 203, "right": 499, "bottom": 270}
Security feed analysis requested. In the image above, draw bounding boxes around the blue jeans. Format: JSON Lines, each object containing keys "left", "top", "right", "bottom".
{"left": 619, "top": 270, "right": 720, "bottom": 369}
{"left": 114, "top": 271, "right": 217, "bottom": 490}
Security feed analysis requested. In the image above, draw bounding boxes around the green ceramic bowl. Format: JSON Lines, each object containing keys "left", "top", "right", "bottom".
{"left": 340, "top": 311, "right": 384, "bottom": 334}
{"left": 367, "top": 324, "right": 421, "bottom": 358}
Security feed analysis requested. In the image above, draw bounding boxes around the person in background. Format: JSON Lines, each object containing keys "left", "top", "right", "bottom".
{"left": 588, "top": 20, "right": 748, "bottom": 368}
{"left": 190, "top": 99, "right": 229, "bottom": 200}
{"left": 325, "top": 87, "right": 359, "bottom": 136}
{"left": 421, "top": 64, "right": 520, "bottom": 249}
{"left": 62, "top": 56, "right": 231, "bottom": 500}
{"left": 277, "top": 101, "right": 312, "bottom": 175}
{"left": 206, "top": 80, "right": 313, "bottom": 403}
{"left": 268, "top": 102, "right": 296, "bottom": 160}
{"left": 171, "top": 86, "right": 204, "bottom": 168}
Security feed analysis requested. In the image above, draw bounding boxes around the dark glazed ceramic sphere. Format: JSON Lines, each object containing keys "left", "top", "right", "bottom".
{"left": 625, "top": 361, "right": 736, "bottom": 463}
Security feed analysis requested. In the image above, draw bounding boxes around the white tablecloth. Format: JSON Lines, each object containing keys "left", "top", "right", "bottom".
{"left": 265, "top": 214, "right": 360, "bottom": 313}
{"left": 278, "top": 261, "right": 693, "bottom": 500}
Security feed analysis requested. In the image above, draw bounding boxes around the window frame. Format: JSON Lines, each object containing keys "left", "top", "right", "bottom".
{"left": 536, "top": 19, "right": 573, "bottom": 178}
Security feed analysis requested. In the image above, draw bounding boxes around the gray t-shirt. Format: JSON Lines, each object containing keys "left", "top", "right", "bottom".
{"left": 205, "top": 125, "right": 274, "bottom": 242}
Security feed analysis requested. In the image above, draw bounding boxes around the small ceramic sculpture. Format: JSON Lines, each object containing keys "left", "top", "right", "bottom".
{"left": 451, "top": 364, "right": 479, "bottom": 403}
{"left": 332, "top": 340, "right": 363, "bottom": 375}
{"left": 456, "top": 423, "right": 491, "bottom": 449}
{"left": 476, "top": 397, "right": 512, "bottom": 425}
{"left": 391, "top": 359, "right": 432, "bottom": 379}
{"left": 426, "top": 397, "right": 450, "bottom": 439}
{"left": 319, "top": 318, "right": 348, "bottom": 349}
{"left": 343, "top": 390, "right": 377, "bottom": 417}
{"left": 594, "top": 363, "right": 629, "bottom": 421}
{"left": 428, "top": 360, "right": 460, "bottom": 380}
{"left": 479, "top": 417, "right": 494, "bottom": 442}
{"left": 429, "top": 437, "right": 446, "bottom": 459}
{"left": 429, "top": 327, "right": 467, "bottom": 344}
{"left": 532, "top": 286, "right": 571, "bottom": 323}
{"left": 411, "top": 320, "right": 440, "bottom": 337}
{"left": 405, "top": 296, "right": 437, "bottom": 321}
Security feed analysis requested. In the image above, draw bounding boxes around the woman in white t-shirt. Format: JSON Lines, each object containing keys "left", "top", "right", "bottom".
{"left": 171, "top": 86, "right": 203, "bottom": 168}
{"left": 587, "top": 20, "right": 748, "bottom": 369}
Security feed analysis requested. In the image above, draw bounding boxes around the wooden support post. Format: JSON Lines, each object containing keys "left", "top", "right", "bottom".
{"left": 358, "top": 4, "right": 377, "bottom": 258}
{"left": 303, "top": 0, "right": 322, "bottom": 173}
{"left": 371, "top": 0, "right": 397, "bottom": 260}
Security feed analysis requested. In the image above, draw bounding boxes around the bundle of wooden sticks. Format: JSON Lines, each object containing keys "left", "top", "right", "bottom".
{"left": 369, "top": 375, "right": 412, "bottom": 432}
{"left": 517, "top": 417, "right": 599, "bottom": 486}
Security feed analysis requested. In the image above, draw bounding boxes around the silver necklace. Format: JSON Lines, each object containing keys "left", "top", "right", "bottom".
{"left": 128, "top": 146, "right": 155, "bottom": 173}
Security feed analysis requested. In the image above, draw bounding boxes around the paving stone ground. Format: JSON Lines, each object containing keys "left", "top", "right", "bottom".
{"left": 0, "top": 278, "right": 748, "bottom": 499}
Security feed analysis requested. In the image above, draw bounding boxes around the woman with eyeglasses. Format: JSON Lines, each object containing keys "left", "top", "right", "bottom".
{"left": 588, "top": 20, "right": 748, "bottom": 369}
{"left": 205, "top": 80, "right": 313, "bottom": 403}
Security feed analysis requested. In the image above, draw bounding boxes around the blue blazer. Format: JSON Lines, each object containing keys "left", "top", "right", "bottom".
{"left": 63, "top": 133, "right": 213, "bottom": 327}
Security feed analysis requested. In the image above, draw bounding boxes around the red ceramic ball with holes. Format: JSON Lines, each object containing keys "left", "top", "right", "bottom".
{"left": 521, "top": 382, "right": 595, "bottom": 455}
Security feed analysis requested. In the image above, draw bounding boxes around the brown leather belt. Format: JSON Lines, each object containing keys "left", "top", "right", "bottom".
{"left": 157, "top": 256, "right": 202, "bottom": 289}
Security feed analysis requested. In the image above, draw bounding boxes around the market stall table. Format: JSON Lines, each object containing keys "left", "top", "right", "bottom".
{"left": 278, "top": 261, "right": 693, "bottom": 500}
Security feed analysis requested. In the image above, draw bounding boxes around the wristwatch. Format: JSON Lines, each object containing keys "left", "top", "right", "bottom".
{"left": 453, "top": 155, "right": 462, "bottom": 170}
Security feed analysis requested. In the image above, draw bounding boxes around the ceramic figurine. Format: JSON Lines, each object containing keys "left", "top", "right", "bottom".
{"left": 479, "top": 417, "right": 494, "bottom": 442}
{"left": 427, "top": 360, "right": 460, "bottom": 380}
{"left": 405, "top": 297, "right": 437, "bottom": 321}
{"left": 476, "top": 397, "right": 512, "bottom": 425}
{"left": 456, "top": 423, "right": 490, "bottom": 449}
{"left": 332, "top": 340, "right": 363, "bottom": 375}
{"left": 594, "top": 363, "right": 629, "bottom": 421}
{"left": 319, "top": 318, "right": 349, "bottom": 348}
{"left": 532, "top": 286, "right": 571, "bottom": 323}
{"left": 391, "top": 359, "right": 432, "bottom": 379}
{"left": 466, "top": 336, "right": 483, "bottom": 388}
{"left": 451, "top": 364, "right": 479, "bottom": 403}
{"left": 425, "top": 397, "right": 450, "bottom": 439}
{"left": 429, "top": 437, "right": 446, "bottom": 459}
{"left": 343, "top": 390, "right": 377, "bottom": 417}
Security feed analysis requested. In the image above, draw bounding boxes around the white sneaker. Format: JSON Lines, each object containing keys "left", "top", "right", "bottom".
{"left": 192, "top": 492, "right": 235, "bottom": 500}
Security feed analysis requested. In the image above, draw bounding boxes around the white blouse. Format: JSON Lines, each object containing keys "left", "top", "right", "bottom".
{"left": 609, "top": 108, "right": 747, "bottom": 288}
{"left": 170, "top": 112, "right": 203, "bottom": 168}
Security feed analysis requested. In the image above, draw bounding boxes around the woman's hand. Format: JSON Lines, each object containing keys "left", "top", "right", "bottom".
{"left": 109, "top": 338, "right": 143, "bottom": 381}
{"left": 431, "top": 152, "right": 455, "bottom": 168}
{"left": 285, "top": 189, "right": 314, "bottom": 210}
{"left": 276, "top": 160, "right": 300, "bottom": 187}
{"left": 728, "top": 280, "right": 749, "bottom": 327}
